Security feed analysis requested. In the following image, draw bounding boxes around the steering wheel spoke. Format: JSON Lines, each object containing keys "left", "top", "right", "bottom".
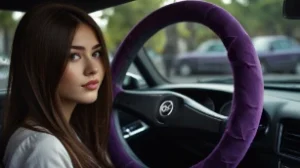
{"left": 114, "top": 90, "right": 227, "bottom": 133}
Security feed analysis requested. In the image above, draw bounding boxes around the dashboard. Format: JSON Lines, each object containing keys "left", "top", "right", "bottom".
{"left": 118, "top": 83, "right": 300, "bottom": 168}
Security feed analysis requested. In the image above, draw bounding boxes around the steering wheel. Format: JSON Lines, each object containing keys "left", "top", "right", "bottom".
{"left": 108, "top": 1, "right": 264, "bottom": 168}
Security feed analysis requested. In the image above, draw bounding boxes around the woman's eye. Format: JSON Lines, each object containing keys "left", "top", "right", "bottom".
{"left": 70, "top": 53, "right": 81, "bottom": 61}
{"left": 93, "top": 51, "right": 101, "bottom": 58}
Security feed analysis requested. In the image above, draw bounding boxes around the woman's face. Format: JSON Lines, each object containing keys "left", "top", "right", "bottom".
{"left": 57, "top": 24, "right": 105, "bottom": 105}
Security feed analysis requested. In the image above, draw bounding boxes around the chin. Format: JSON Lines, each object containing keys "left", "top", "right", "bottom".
{"left": 77, "top": 93, "right": 98, "bottom": 104}
{"left": 79, "top": 100, "right": 97, "bottom": 104}
{"left": 79, "top": 97, "right": 98, "bottom": 104}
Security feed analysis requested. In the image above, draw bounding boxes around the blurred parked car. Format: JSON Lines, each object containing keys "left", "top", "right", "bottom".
{"left": 174, "top": 35, "right": 300, "bottom": 75}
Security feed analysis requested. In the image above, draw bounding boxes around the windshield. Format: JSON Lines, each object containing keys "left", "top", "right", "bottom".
{"left": 1, "top": 0, "right": 300, "bottom": 89}
{"left": 140, "top": 0, "right": 300, "bottom": 84}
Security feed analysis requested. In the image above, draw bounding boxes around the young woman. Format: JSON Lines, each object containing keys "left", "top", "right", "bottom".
{"left": 0, "top": 3, "right": 114, "bottom": 168}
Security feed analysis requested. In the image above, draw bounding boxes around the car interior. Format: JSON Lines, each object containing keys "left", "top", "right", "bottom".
{"left": 1, "top": 0, "right": 300, "bottom": 168}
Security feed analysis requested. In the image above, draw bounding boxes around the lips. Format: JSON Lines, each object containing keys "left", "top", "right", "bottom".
{"left": 82, "top": 79, "right": 99, "bottom": 90}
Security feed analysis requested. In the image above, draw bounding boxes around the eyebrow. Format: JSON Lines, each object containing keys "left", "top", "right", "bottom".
{"left": 71, "top": 44, "right": 102, "bottom": 50}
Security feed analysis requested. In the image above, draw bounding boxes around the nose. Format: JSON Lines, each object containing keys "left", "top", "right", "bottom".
{"left": 84, "top": 57, "right": 99, "bottom": 76}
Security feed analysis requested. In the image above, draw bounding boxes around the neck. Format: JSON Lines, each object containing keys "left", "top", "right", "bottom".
{"left": 60, "top": 99, "right": 77, "bottom": 122}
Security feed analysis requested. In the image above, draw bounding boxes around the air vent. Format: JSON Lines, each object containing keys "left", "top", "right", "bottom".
{"left": 280, "top": 120, "right": 300, "bottom": 158}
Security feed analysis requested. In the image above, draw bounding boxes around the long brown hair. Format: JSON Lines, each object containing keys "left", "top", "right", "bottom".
{"left": 0, "top": 3, "right": 114, "bottom": 168}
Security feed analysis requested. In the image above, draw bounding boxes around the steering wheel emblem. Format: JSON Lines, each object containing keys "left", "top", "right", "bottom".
{"left": 159, "top": 100, "right": 174, "bottom": 116}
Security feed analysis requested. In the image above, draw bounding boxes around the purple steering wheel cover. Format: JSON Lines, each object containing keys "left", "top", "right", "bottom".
{"left": 109, "top": 1, "right": 264, "bottom": 168}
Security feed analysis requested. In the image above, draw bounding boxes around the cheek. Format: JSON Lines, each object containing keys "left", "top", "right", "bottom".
{"left": 98, "top": 59, "right": 106, "bottom": 79}
{"left": 59, "top": 64, "right": 80, "bottom": 88}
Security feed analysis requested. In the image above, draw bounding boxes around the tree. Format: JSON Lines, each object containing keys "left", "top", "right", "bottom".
{"left": 177, "top": 0, "right": 300, "bottom": 52}
{"left": 102, "top": 0, "right": 165, "bottom": 53}
{"left": 100, "top": 0, "right": 300, "bottom": 55}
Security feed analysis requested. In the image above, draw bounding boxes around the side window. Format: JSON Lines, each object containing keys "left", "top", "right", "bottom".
{"left": 207, "top": 45, "right": 218, "bottom": 52}
{"left": 290, "top": 38, "right": 300, "bottom": 48}
{"left": 271, "top": 39, "right": 293, "bottom": 51}
{"left": 207, "top": 44, "right": 226, "bottom": 52}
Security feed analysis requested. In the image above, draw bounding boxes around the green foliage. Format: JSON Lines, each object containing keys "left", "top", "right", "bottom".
{"left": 102, "top": 0, "right": 300, "bottom": 53}
{"left": 0, "top": 11, "right": 17, "bottom": 28}
{"left": 1, "top": 0, "right": 299, "bottom": 54}
{"left": 102, "top": 0, "right": 165, "bottom": 53}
